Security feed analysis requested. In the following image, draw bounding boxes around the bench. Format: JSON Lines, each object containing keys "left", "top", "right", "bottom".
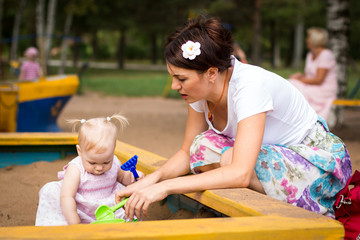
{"left": 333, "top": 77, "right": 360, "bottom": 107}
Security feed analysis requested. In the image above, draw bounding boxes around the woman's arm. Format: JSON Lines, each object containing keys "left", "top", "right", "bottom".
{"left": 297, "top": 68, "right": 328, "bottom": 85}
{"left": 115, "top": 106, "right": 208, "bottom": 214}
{"left": 60, "top": 164, "right": 81, "bottom": 225}
{"left": 157, "top": 105, "right": 209, "bottom": 181}
{"left": 118, "top": 105, "right": 207, "bottom": 190}
{"left": 121, "top": 112, "right": 266, "bottom": 220}
{"left": 159, "top": 112, "right": 266, "bottom": 193}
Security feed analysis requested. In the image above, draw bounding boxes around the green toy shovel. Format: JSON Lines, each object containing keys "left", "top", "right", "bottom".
{"left": 92, "top": 198, "right": 128, "bottom": 224}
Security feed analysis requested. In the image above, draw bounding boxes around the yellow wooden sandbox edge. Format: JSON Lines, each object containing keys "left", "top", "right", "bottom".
{"left": 0, "top": 132, "right": 344, "bottom": 239}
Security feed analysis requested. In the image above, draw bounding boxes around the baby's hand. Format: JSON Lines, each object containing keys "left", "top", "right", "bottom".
{"left": 134, "top": 170, "right": 145, "bottom": 182}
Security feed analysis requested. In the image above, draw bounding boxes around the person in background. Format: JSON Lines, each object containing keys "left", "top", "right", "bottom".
{"left": 115, "top": 16, "right": 351, "bottom": 221}
{"left": 233, "top": 42, "right": 248, "bottom": 63}
{"left": 289, "top": 27, "right": 338, "bottom": 121}
{"left": 35, "top": 114, "right": 144, "bottom": 226}
{"left": 18, "top": 46, "right": 43, "bottom": 81}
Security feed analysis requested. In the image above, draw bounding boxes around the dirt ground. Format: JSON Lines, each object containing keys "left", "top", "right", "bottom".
{"left": 0, "top": 92, "right": 359, "bottom": 227}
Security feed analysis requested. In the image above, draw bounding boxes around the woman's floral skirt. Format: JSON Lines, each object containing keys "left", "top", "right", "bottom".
{"left": 189, "top": 117, "right": 352, "bottom": 217}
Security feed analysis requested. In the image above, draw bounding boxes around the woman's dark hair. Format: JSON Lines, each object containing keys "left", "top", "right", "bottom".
{"left": 164, "top": 15, "right": 233, "bottom": 73}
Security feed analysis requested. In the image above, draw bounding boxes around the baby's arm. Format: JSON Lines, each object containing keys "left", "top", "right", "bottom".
{"left": 117, "top": 169, "right": 145, "bottom": 186}
{"left": 60, "top": 163, "right": 81, "bottom": 225}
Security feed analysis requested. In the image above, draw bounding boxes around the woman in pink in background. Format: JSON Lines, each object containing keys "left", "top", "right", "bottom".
{"left": 289, "top": 27, "right": 338, "bottom": 121}
{"left": 18, "top": 47, "right": 43, "bottom": 81}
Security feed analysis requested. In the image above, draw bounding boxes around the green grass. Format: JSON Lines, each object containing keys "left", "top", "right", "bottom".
{"left": 71, "top": 62, "right": 360, "bottom": 99}
{"left": 78, "top": 68, "right": 180, "bottom": 98}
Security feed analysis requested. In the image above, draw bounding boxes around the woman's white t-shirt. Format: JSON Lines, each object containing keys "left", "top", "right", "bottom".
{"left": 190, "top": 56, "right": 318, "bottom": 145}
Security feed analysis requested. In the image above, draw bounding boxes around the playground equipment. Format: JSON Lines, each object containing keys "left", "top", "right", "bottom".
{"left": 0, "top": 132, "right": 345, "bottom": 239}
{"left": 0, "top": 74, "right": 79, "bottom": 132}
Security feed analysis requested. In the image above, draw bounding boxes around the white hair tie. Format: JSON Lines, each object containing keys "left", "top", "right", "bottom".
{"left": 80, "top": 119, "right": 86, "bottom": 124}
{"left": 106, "top": 116, "right": 111, "bottom": 122}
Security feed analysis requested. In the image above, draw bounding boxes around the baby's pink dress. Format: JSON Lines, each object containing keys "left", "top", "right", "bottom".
{"left": 289, "top": 49, "right": 338, "bottom": 120}
{"left": 35, "top": 155, "right": 125, "bottom": 226}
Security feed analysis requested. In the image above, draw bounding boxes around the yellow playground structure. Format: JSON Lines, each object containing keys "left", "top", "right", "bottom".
{"left": 0, "top": 74, "right": 79, "bottom": 132}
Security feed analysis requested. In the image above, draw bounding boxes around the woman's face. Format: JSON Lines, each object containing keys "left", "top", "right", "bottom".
{"left": 167, "top": 63, "right": 211, "bottom": 103}
{"left": 306, "top": 34, "right": 315, "bottom": 50}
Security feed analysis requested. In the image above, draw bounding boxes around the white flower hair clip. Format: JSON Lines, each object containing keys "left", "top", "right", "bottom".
{"left": 80, "top": 119, "right": 86, "bottom": 124}
{"left": 181, "top": 41, "right": 201, "bottom": 60}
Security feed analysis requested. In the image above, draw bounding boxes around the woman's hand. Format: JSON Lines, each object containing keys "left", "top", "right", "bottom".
{"left": 115, "top": 180, "right": 169, "bottom": 221}
{"left": 289, "top": 72, "right": 303, "bottom": 80}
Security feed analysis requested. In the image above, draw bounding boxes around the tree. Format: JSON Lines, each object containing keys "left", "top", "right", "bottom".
{"left": 326, "top": 0, "right": 350, "bottom": 126}
{"left": 292, "top": 0, "right": 305, "bottom": 69}
{"left": 58, "top": 11, "right": 72, "bottom": 74}
{"left": 0, "top": 0, "right": 4, "bottom": 79}
{"left": 36, "top": 0, "right": 46, "bottom": 75}
{"left": 45, "top": 0, "right": 57, "bottom": 75}
{"left": 251, "top": 0, "right": 261, "bottom": 65}
{"left": 58, "top": 0, "right": 96, "bottom": 74}
{"left": 10, "top": 0, "right": 26, "bottom": 62}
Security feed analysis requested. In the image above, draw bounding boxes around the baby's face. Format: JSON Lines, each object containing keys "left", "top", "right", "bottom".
{"left": 80, "top": 146, "right": 115, "bottom": 175}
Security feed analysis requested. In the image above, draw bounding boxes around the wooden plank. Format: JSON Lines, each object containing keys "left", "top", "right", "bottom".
{"left": 333, "top": 99, "right": 360, "bottom": 106}
{"left": 0, "top": 216, "right": 344, "bottom": 240}
{"left": 0, "top": 132, "right": 78, "bottom": 145}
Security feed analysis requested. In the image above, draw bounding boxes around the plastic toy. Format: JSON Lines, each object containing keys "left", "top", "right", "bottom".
{"left": 92, "top": 198, "right": 137, "bottom": 224}
{"left": 93, "top": 198, "right": 128, "bottom": 223}
{"left": 121, "top": 155, "right": 139, "bottom": 181}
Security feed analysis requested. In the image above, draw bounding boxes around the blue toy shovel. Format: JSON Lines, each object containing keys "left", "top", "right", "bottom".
{"left": 121, "top": 155, "right": 139, "bottom": 181}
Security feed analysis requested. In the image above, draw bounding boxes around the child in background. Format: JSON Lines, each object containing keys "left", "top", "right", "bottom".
{"left": 18, "top": 47, "right": 43, "bottom": 81}
{"left": 35, "top": 114, "right": 144, "bottom": 226}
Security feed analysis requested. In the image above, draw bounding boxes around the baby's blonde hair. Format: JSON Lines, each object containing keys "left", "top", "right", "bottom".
{"left": 67, "top": 114, "right": 128, "bottom": 153}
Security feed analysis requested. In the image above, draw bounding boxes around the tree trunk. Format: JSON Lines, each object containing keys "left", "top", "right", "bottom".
{"left": 116, "top": 28, "right": 125, "bottom": 69}
{"left": 72, "top": 29, "right": 80, "bottom": 68}
{"left": 45, "top": 0, "right": 57, "bottom": 75}
{"left": 326, "top": 0, "right": 350, "bottom": 127}
{"left": 10, "top": 0, "right": 26, "bottom": 62}
{"left": 292, "top": 0, "right": 304, "bottom": 69}
{"left": 91, "top": 29, "right": 98, "bottom": 61}
{"left": 36, "top": 0, "right": 46, "bottom": 75}
{"left": 292, "top": 22, "right": 304, "bottom": 69}
{"left": 0, "top": 0, "right": 5, "bottom": 79}
{"left": 251, "top": 0, "right": 261, "bottom": 65}
{"left": 150, "top": 33, "right": 157, "bottom": 65}
{"left": 58, "top": 12, "right": 73, "bottom": 74}
{"left": 270, "top": 21, "right": 281, "bottom": 68}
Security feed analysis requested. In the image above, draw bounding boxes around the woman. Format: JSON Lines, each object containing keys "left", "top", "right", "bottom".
{"left": 289, "top": 27, "right": 338, "bottom": 121}
{"left": 115, "top": 16, "right": 351, "bottom": 220}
